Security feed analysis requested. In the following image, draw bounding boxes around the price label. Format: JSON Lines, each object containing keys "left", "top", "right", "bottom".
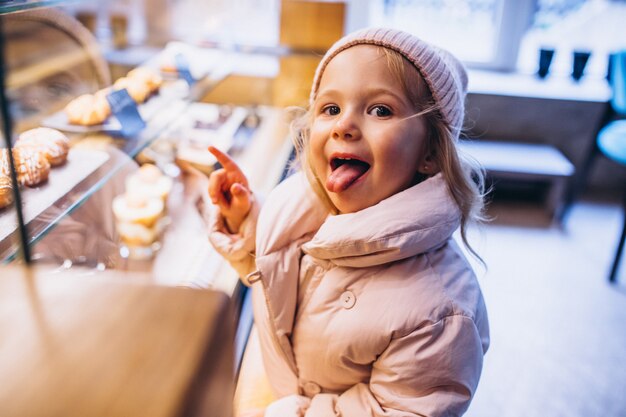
{"left": 106, "top": 89, "right": 146, "bottom": 137}
{"left": 175, "top": 53, "right": 196, "bottom": 85}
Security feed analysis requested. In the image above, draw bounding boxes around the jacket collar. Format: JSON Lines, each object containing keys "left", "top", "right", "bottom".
{"left": 302, "top": 173, "right": 461, "bottom": 267}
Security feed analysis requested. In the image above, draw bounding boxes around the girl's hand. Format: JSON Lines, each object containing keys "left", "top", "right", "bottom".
{"left": 208, "top": 146, "right": 252, "bottom": 234}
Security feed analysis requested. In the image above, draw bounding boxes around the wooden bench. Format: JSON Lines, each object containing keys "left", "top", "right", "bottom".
{"left": 458, "top": 140, "right": 575, "bottom": 220}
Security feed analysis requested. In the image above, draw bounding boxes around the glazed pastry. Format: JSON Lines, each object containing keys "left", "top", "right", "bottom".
{"left": 65, "top": 93, "right": 111, "bottom": 126}
{"left": 113, "top": 77, "right": 151, "bottom": 104}
{"left": 0, "top": 149, "right": 10, "bottom": 176}
{"left": 12, "top": 147, "right": 51, "bottom": 187}
{"left": 127, "top": 67, "right": 163, "bottom": 93}
{"left": 125, "top": 163, "right": 173, "bottom": 202}
{"left": 16, "top": 127, "right": 70, "bottom": 166}
{"left": 0, "top": 175, "right": 13, "bottom": 209}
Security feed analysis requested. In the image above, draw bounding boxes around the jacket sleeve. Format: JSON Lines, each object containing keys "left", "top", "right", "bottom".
{"left": 205, "top": 193, "right": 261, "bottom": 282}
{"left": 304, "top": 315, "right": 485, "bottom": 417}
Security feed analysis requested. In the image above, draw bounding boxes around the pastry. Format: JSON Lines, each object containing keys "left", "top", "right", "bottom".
{"left": 12, "top": 147, "right": 51, "bottom": 187}
{"left": 160, "top": 60, "right": 178, "bottom": 75}
{"left": 125, "top": 163, "right": 173, "bottom": 202}
{"left": 112, "top": 192, "right": 164, "bottom": 229}
{"left": 65, "top": 93, "right": 111, "bottom": 126}
{"left": 112, "top": 192, "right": 164, "bottom": 246}
{"left": 127, "top": 67, "right": 163, "bottom": 93}
{"left": 115, "top": 221, "right": 160, "bottom": 247}
{"left": 113, "top": 76, "right": 151, "bottom": 104}
{"left": 16, "top": 127, "right": 70, "bottom": 166}
{"left": 0, "top": 149, "right": 10, "bottom": 177}
{"left": 0, "top": 175, "right": 13, "bottom": 209}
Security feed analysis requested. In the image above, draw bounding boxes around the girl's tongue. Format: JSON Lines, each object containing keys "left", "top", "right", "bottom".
{"left": 326, "top": 159, "right": 370, "bottom": 192}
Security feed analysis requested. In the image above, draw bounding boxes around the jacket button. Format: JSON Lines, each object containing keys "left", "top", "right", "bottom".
{"left": 303, "top": 381, "right": 321, "bottom": 396}
{"left": 340, "top": 290, "right": 356, "bottom": 309}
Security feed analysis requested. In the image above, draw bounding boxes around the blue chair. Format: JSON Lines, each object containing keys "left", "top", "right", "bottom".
{"left": 563, "top": 51, "right": 626, "bottom": 283}
{"left": 597, "top": 50, "right": 626, "bottom": 283}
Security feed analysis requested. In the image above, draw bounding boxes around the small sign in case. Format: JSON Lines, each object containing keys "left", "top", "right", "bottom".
{"left": 175, "top": 53, "right": 196, "bottom": 85}
{"left": 106, "top": 89, "right": 146, "bottom": 137}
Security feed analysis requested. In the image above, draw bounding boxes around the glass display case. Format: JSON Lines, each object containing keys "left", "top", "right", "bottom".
{"left": 0, "top": 0, "right": 293, "bottom": 288}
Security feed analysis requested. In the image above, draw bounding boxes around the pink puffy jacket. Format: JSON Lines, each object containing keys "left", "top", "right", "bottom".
{"left": 209, "top": 172, "right": 490, "bottom": 417}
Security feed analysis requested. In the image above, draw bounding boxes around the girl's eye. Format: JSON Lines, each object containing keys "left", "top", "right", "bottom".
{"left": 369, "top": 105, "right": 392, "bottom": 117}
{"left": 322, "top": 105, "right": 340, "bottom": 116}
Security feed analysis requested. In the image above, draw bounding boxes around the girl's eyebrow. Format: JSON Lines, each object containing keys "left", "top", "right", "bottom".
{"left": 363, "top": 88, "right": 407, "bottom": 104}
{"left": 315, "top": 88, "right": 341, "bottom": 100}
{"left": 315, "top": 88, "right": 406, "bottom": 103}
{"left": 316, "top": 88, "right": 406, "bottom": 104}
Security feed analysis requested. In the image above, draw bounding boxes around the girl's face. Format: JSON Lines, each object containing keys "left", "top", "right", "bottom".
{"left": 310, "top": 45, "right": 430, "bottom": 214}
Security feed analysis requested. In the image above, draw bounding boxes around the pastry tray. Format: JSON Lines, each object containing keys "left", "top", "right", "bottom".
{"left": 0, "top": 149, "right": 110, "bottom": 243}
{"left": 41, "top": 80, "right": 189, "bottom": 134}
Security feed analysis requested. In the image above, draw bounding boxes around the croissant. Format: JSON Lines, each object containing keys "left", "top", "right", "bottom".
{"left": 65, "top": 93, "right": 111, "bottom": 126}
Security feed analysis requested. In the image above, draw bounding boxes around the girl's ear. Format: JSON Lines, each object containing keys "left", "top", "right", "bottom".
{"left": 417, "top": 154, "right": 438, "bottom": 175}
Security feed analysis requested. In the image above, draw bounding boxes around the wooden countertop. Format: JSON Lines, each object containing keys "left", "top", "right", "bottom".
{"left": 0, "top": 266, "right": 234, "bottom": 417}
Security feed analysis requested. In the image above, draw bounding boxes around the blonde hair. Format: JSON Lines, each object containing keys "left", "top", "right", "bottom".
{"left": 290, "top": 46, "right": 488, "bottom": 262}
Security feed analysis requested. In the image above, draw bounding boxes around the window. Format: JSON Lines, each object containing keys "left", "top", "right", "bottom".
{"left": 369, "top": 0, "right": 502, "bottom": 63}
{"left": 371, "top": 0, "right": 626, "bottom": 76}
{"left": 518, "top": 0, "right": 626, "bottom": 78}
{"left": 368, "top": 0, "right": 536, "bottom": 70}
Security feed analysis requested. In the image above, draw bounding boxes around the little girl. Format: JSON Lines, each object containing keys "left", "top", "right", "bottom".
{"left": 207, "top": 28, "right": 490, "bottom": 417}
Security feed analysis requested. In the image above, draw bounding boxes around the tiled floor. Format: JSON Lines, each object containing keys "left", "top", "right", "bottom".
{"left": 465, "top": 194, "right": 626, "bottom": 417}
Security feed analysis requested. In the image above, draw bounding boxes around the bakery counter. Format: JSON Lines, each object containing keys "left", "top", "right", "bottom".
{"left": 7, "top": 105, "right": 293, "bottom": 296}
{"left": 0, "top": 265, "right": 234, "bottom": 417}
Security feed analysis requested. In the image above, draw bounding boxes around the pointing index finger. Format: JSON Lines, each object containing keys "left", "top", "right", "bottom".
{"left": 208, "top": 146, "right": 240, "bottom": 173}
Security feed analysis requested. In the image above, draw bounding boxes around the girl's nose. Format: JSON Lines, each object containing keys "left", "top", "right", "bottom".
{"left": 331, "top": 113, "right": 360, "bottom": 141}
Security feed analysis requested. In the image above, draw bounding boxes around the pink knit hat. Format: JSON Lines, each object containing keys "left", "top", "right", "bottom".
{"left": 310, "top": 27, "right": 468, "bottom": 139}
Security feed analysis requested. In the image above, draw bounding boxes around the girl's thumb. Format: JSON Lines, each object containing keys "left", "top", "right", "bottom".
{"left": 232, "top": 183, "right": 245, "bottom": 195}
{"left": 231, "top": 183, "right": 250, "bottom": 204}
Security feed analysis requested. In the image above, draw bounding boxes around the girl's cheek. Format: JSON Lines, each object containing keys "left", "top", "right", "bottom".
{"left": 309, "top": 124, "right": 328, "bottom": 155}
{"left": 309, "top": 151, "right": 327, "bottom": 178}
{"left": 309, "top": 121, "right": 327, "bottom": 142}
